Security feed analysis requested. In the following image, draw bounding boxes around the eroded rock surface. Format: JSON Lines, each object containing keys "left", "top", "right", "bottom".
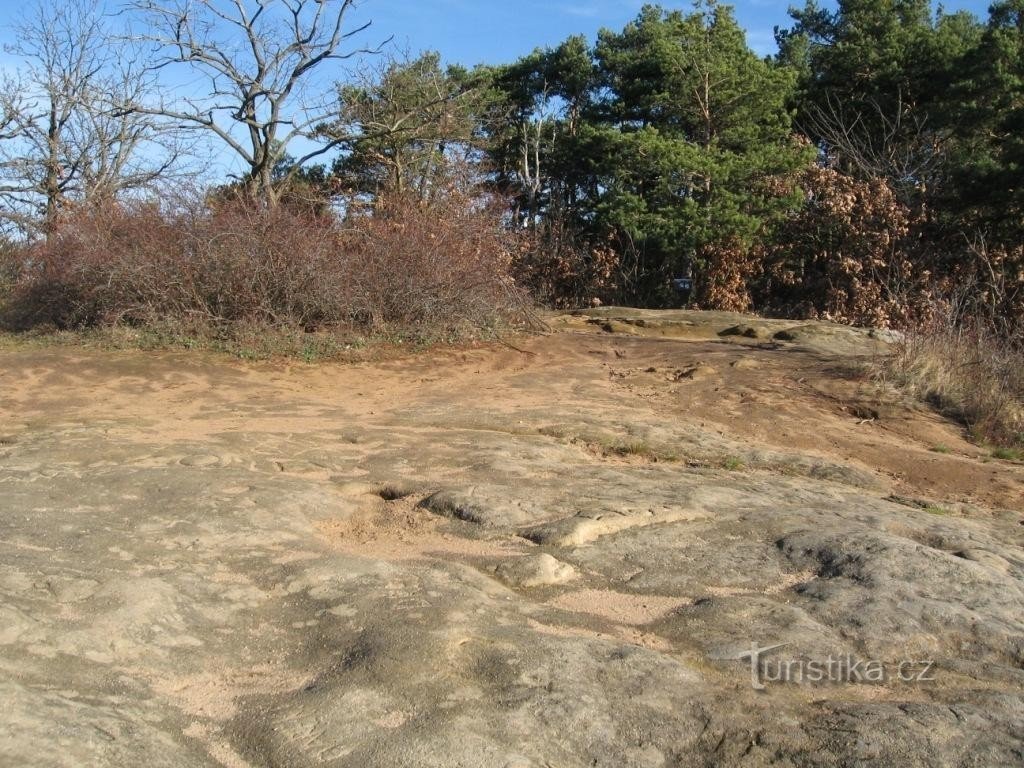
{"left": 1, "top": 310, "right": 1022, "bottom": 767}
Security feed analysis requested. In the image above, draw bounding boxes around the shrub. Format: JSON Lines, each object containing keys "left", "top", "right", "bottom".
{"left": 884, "top": 310, "right": 1024, "bottom": 448}
{"left": 344, "top": 190, "right": 527, "bottom": 334}
{"left": 1, "top": 192, "right": 529, "bottom": 344}
{"left": 0, "top": 238, "right": 20, "bottom": 305}
{"left": 181, "top": 202, "right": 352, "bottom": 328}
{"left": 511, "top": 220, "right": 622, "bottom": 309}
{"left": 757, "top": 166, "right": 925, "bottom": 327}
{"left": 2, "top": 201, "right": 348, "bottom": 331}
{"left": 694, "top": 237, "right": 760, "bottom": 312}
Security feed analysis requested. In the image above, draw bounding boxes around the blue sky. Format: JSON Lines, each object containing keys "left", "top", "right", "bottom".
{"left": 0, "top": 0, "right": 998, "bottom": 65}
{"left": 0, "top": 1, "right": 996, "bottom": 72}
{"left": 345, "top": 0, "right": 996, "bottom": 63}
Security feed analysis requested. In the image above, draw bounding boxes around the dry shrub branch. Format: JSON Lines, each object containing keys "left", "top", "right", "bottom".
{"left": 0, "top": 189, "right": 529, "bottom": 345}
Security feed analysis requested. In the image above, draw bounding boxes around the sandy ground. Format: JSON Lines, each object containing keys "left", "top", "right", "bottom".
{"left": 3, "top": 312, "right": 1018, "bottom": 512}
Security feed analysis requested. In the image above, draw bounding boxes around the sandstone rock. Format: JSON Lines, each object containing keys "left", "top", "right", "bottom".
{"left": 0, "top": 314, "right": 1020, "bottom": 768}
{"left": 493, "top": 554, "right": 578, "bottom": 588}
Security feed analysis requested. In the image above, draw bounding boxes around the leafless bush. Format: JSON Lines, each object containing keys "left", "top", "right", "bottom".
{"left": 344, "top": 190, "right": 528, "bottom": 334}
{"left": 2, "top": 201, "right": 348, "bottom": 330}
{"left": 941, "top": 234, "right": 1024, "bottom": 335}
{"left": 1, "top": 191, "right": 529, "bottom": 344}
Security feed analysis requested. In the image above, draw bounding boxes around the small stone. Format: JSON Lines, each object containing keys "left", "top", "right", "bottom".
{"left": 494, "top": 554, "right": 578, "bottom": 588}
{"left": 674, "top": 363, "right": 717, "bottom": 381}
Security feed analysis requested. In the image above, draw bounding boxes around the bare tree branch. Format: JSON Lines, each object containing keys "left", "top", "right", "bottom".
{"left": 0, "top": 0, "right": 193, "bottom": 235}
{"left": 126, "top": 0, "right": 385, "bottom": 207}
{"left": 799, "top": 88, "right": 949, "bottom": 200}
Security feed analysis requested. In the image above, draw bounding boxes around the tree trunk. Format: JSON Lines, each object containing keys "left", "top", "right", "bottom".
{"left": 44, "top": 101, "right": 62, "bottom": 235}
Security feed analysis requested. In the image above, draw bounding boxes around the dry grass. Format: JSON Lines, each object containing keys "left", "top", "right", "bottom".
{"left": 884, "top": 317, "right": 1024, "bottom": 448}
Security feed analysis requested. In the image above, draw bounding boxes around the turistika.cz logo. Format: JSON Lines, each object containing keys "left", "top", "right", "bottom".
{"left": 734, "top": 643, "right": 936, "bottom": 691}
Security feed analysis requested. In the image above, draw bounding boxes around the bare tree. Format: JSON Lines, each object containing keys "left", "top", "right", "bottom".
{"left": 800, "top": 89, "right": 948, "bottom": 203}
{"left": 0, "top": 0, "right": 189, "bottom": 234}
{"left": 128, "top": 0, "right": 382, "bottom": 207}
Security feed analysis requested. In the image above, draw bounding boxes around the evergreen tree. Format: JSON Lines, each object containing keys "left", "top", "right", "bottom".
{"left": 779, "top": 0, "right": 982, "bottom": 206}
{"left": 952, "top": 0, "right": 1024, "bottom": 241}
{"left": 487, "top": 2, "right": 808, "bottom": 303}
{"left": 326, "top": 53, "right": 490, "bottom": 202}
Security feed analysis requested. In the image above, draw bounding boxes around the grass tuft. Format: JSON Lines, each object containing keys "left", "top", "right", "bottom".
{"left": 721, "top": 455, "right": 746, "bottom": 471}
{"left": 609, "top": 439, "right": 654, "bottom": 458}
{"left": 992, "top": 446, "right": 1024, "bottom": 462}
{"left": 883, "top": 316, "right": 1023, "bottom": 450}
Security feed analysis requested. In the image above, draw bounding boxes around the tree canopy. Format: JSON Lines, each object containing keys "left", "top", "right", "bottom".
{"left": 0, "top": 0, "right": 1019, "bottom": 323}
